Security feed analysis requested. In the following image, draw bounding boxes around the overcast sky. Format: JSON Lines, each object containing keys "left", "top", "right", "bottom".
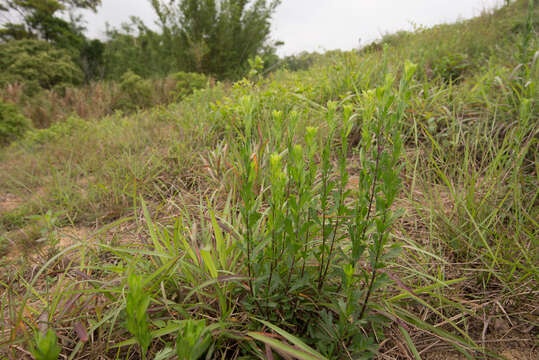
{"left": 80, "top": 0, "right": 502, "bottom": 56}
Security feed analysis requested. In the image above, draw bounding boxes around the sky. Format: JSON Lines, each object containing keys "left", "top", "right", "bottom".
{"left": 80, "top": 0, "right": 503, "bottom": 56}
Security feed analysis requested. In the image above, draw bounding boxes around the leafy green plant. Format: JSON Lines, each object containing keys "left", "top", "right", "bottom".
{"left": 0, "top": 40, "right": 83, "bottom": 93}
{"left": 0, "top": 100, "right": 32, "bottom": 145}
{"left": 125, "top": 272, "right": 152, "bottom": 359}
{"left": 22, "top": 116, "right": 87, "bottom": 146}
{"left": 172, "top": 71, "right": 208, "bottom": 100}
{"left": 432, "top": 53, "right": 469, "bottom": 82}
{"left": 117, "top": 70, "right": 153, "bottom": 111}
{"left": 176, "top": 319, "right": 212, "bottom": 360}
{"left": 31, "top": 329, "right": 61, "bottom": 360}
{"left": 27, "top": 210, "right": 64, "bottom": 258}
{"left": 248, "top": 55, "right": 264, "bottom": 80}
{"left": 231, "top": 60, "right": 418, "bottom": 357}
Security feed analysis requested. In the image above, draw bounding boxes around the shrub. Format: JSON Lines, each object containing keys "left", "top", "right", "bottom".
{"left": 22, "top": 116, "right": 87, "bottom": 146}
{"left": 117, "top": 71, "right": 153, "bottom": 111}
{"left": 0, "top": 100, "right": 32, "bottom": 145}
{"left": 281, "top": 51, "right": 321, "bottom": 71}
{"left": 432, "top": 53, "right": 470, "bottom": 82}
{"left": 0, "top": 40, "right": 83, "bottom": 94}
{"left": 172, "top": 71, "right": 208, "bottom": 100}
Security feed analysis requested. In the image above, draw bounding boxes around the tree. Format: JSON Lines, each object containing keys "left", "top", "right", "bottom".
{"left": 0, "top": 0, "right": 100, "bottom": 44}
{"left": 0, "top": 0, "right": 104, "bottom": 82}
{"left": 102, "top": 19, "right": 176, "bottom": 80}
{"left": 0, "top": 39, "right": 84, "bottom": 91}
{"left": 150, "top": 0, "right": 281, "bottom": 79}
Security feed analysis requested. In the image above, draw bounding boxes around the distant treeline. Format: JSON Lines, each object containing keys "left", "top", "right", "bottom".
{"left": 0, "top": 0, "right": 285, "bottom": 92}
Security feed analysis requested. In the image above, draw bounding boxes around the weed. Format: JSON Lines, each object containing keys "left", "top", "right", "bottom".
{"left": 176, "top": 320, "right": 212, "bottom": 360}
{"left": 125, "top": 272, "right": 152, "bottom": 359}
{"left": 0, "top": 99, "right": 31, "bottom": 145}
{"left": 31, "top": 329, "right": 61, "bottom": 360}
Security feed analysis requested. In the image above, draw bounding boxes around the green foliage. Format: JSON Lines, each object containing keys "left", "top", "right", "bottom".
{"left": 118, "top": 70, "right": 152, "bottom": 110}
{"left": 102, "top": 20, "right": 171, "bottom": 80}
{"left": 281, "top": 51, "right": 322, "bottom": 71}
{"left": 31, "top": 329, "right": 61, "bottom": 360}
{"left": 0, "top": 100, "right": 32, "bottom": 145}
{"left": 149, "top": 0, "right": 281, "bottom": 79}
{"left": 0, "top": 0, "right": 100, "bottom": 44}
{"left": 0, "top": 1, "right": 104, "bottom": 83}
{"left": 0, "top": 234, "right": 8, "bottom": 258}
{"left": 432, "top": 53, "right": 469, "bottom": 82}
{"left": 172, "top": 71, "right": 208, "bottom": 100}
{"left": 103, "top": 0, "right": 281, "bottom": 80}
{"left": 27, "top": 210, "right": 63, "bottom": 257}
{"left": 23, "top": 116, "right": 86, "bottom": 145}
{"left": 79, "top": 38, "right": 105, "bottom": 81}
{"left": 125, "top": 272, "right": 152, "bottom": 359}
{"left": 227, "top": 61, "right": 417, "bottom": 358}
{"left": 176, "top": 320, "right": 212, "bottom": 360}
{"left": 0, "top": 39, "right": 83, "bottom": 92}
{"left": 247, "top": 55, "right": 264, "bottom": 80}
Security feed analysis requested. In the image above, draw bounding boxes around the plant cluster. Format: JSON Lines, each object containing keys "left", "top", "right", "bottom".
{"left": 0, "top": 99, "right": 32, "bottom": 145}
{"left": 232, "top": 61, "right": 417, "bottom": 357}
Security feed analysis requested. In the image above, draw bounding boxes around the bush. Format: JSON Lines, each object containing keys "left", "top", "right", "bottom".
{"left": 281, "top": 51, "right": 321, "bottom": 71}
{"left": 23, "top": 116, "right": 87, "bottom": 146}
{"left": 117, "top": 71, "right": 153, "bottom": 111}
{"left": 0, "top": 40, "right": 84, "bottom": 94}
{"left": 172, "top": 72, "right": 208, "bottom": 100}
{"left": 0, "top": 100, "right": 32, "bottom": 145}
{"left": 432, "top": 53, "right": 470, "bottom": 82}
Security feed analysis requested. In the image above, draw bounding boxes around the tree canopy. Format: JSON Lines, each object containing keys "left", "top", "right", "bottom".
{"left": 0, "top": 39, "right": 84, "bottom": 90}
{"left": 0, "top": 0, "right": 101, "bottom": 43}
{"left": 150, "top": 0, "right": 281, "bottom": 78}
{"left": 0, "top": 0, "right": 282, "bottom": 85}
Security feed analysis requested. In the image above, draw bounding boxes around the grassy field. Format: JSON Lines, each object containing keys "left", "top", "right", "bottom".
{"left": 0, "top": 1, "right": 537, "bottom": 359}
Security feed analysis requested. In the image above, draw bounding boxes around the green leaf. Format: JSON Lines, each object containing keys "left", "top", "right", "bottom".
{"left": 200, "top": 249, "right": 218, "bottom": 279}
{"left": 252, "top": 319, "right": 327, "bottom": 359}
{"left": 32, "top": 330, "right": 61, "bottom": 360}
{"left": 398, "top": 326, "right": 422, "bottom": 360}
{"left": 247, "top": 332, "right": 325, "bottom": 360}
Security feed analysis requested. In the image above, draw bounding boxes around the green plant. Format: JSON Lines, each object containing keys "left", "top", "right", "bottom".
{"left": 31, "top": 329, "right": 61, "bottom": 360}
{"left": 176, "top": 319, "right": 212, "bottom": 360}
{"left": 0, "top": 100, "right": 31, "bottom": 145}
{"left": 117, "top": 70, "right": 152, "bottom": 110}
{"left": 0, "top": 234, "right": 9, "bottom": 258}
{"left": 125, "top": 272, "right": 152, "bottom": 359}
{"left": 247, "top": 55, "right": 264, "bottom": 80}
{"left": 232, "top": 60, "right": 418, "bottom": 357}
{"left": 22, "top": 116, "right": 87, "bottom": 146}
{"left": 27, "top": 210, "right": 64, "bottom": 257}
{"left": 172, "top": 71, "right": 208, "bottom": 100}
{"left": 432, "top": 53, "right": 469, "bottom": 82}
{"left": 0, "top": 40, "right": 83, "bottom": 93}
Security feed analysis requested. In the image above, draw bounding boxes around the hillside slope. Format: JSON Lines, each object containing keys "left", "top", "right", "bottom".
{"left": 0, "top": 1, "right": 537, "bottom": 359}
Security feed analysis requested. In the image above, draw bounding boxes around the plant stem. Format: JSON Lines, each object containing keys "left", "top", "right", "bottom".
{"left": 359, "top": 211, "right": 388, "bottom": 320}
